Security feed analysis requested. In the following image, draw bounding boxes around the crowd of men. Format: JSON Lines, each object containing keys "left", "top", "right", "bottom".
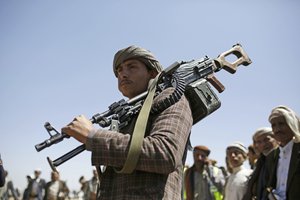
{"left": 1, "top": 104, "right": 299, "bottom": 200}
{"left": 183, "top": 105, "right": 300, "bottom": 200}
{"left": 0, "top": 168, "right": 99, "bottom": 200}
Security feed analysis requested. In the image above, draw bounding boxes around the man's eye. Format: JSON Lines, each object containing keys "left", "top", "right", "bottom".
{"left": 128, "top": 65, "right": 136, "bottom": 70}
{"left": 116, "top": 68, "right": 122, "bottom": 73}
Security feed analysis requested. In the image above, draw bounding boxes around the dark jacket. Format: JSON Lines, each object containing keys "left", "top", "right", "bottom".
{"left": 25, "top": 178, "right": 46, "bottom": 200}
{"left": 266, "top": 142, "right": 300, "bottom": 200}
{"left": 0, "top": 164, "right": 4, "bottom": 187}
{"left": 243, "top": 153, "right": 274, "bottom": 200}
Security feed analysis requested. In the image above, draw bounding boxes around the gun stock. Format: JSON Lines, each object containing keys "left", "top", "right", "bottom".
{"left": 214, "top": 43, "right": 252, "bottom": 74}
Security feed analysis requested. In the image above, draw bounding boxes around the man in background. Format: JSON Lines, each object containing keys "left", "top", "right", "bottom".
{"left": 184, "top": 145, "right": 225, "bottom": 200}
{"left": 87, "top": 169, "right": 99, "bottom": 200}
{"left": 44, "top": 171, "right": 69, "bottom": 200}
{"left": 224, "top": 142, "right": 252, "bottom": 200}
{"left": 243, "top": 127, "right": 278, "bottom": 200}
{"left": 25, "top": 169, "right": 46, "bottom": 200}
{"left": 0, "top": 170, "right": 19, "bottom": 200}
{"left": 247, "top": 144, "right": 259, "bottom": 170}
{"left": 266, "top": 105, "right": 300, "bottom": 200}
{"left": 0, "top": 155, "right": 5, "bottom": 187}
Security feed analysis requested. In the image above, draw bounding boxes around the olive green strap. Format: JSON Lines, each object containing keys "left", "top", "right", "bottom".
{"left": 115, "top": 74, "right": 160, "bottom": 174}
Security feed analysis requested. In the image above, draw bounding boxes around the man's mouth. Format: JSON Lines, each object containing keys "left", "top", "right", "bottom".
{"left": 274, "top": 131, "right": 285, "bottom": 137}
{"left": 120, "top": 80, "right": 132, "bottom": 86}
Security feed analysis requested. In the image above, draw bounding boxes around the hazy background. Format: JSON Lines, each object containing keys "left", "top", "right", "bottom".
{"left": 1, "top": 0, "right": 299, "bottom": 193}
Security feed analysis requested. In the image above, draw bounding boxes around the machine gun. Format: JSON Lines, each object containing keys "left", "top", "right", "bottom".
{"left": 35, "top": 43, "right": 252, "bottom": 171}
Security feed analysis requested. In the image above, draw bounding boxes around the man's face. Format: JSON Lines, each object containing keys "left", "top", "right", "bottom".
{"left": 227, "top": 148, "right": 246, "bottom": 168}
{"left": 247, "top": 148, "right": 258, "bottom": 164}
{"left": 193, "top": 149, "right": 208, "bottom": 168}
{"left": 79, "top": 177, "right": 86, "bottom": 184}
{"left": 270, "top": 116, "right": 294, "bottom": 146}
{"left": 93, "top": 169, "right": 97, "bottom": 177}
{"left": 116, "top": 59, "right": 157, "bottom": 99}
{"left": 254, "top": 134, "right": 278, "bottom": 155}
{"left": 34, "top": 171, "right": 41, "bottom": 178}
{"left": 51, "top": 172, "right": 59, "bottom": 181}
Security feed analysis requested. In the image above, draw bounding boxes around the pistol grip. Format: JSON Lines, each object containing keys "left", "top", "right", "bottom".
{"left": 207, "top": 74, "right": 225, "bottom": 93}
{"left": 214, "top": 43, "right": 252, "bottom": 74}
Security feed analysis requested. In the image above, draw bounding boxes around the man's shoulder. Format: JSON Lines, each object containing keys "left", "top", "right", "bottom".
{"left": 266, "top": 147, "right": 280, "bottom": 161}
{"left": 59, "top": 180, "right": 67, "bottom": 188}
{"left": 185, "top": 165, "right": 195, "bottom": 173}
{"left": 154, "top": 88, "right": 175, "bottom": 100}
{"left": 154, "top": 87, "right": 189, "bottom": 106}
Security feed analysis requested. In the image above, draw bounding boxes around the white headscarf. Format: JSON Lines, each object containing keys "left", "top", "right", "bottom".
{"left": 269, "top": 105, "right": 300, "bottom": 143}
{"left": 252, "top": 127, "right": 273, "bottom": 141}
{"left": 226, "top": 141, "right": 248, "bottom": 156}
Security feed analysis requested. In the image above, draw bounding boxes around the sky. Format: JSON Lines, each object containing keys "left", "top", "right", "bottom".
{"left": 1, "top": 0, "right": 299, "bottom": 193}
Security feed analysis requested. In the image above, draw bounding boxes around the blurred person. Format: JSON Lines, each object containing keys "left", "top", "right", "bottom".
{"left": 78, "top": 176, "right": 89, "bottom": 200}
{"left": 0, "top": 155, "right": 5, "bottom": 187}
{"left": 243, "top": 127, "right": 278, "bottom": 200}
{"left": 184, "top": 145, "right": 225, "bottom": 200}
{"left": 62, "top": 45, "right": 193, "bottom": 199}
{"left": 23, "top": 175, "right": 34, "bottom": 200}
{"left": 225, "top": 156, "right": 233, "bottom": 175}
{"left": 44, "top": 171, "right": 69, "bottom": 200}
{"left": 266, "top": 105, "right": 300, "bottom": 200}
{"left": 0, "top": 170, "right": 19, "bottom": 200}
{"left": 87, "top": 170, "right": 99, "bottom": 200}
{"left": 25, "top": 169, "right": 46, "bottom": 200}
{"left": 182, "top": 164, "right": 189, "bottom": 200}
{"left": 224, "top": 142, "right": 252, "bottom": 200}
{"left": 247, "top": 144, "right": 259, "bottom": 170}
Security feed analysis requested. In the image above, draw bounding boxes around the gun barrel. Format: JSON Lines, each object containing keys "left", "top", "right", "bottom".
{"left": 35, "top": 133, "right": 67, "bottom": 152}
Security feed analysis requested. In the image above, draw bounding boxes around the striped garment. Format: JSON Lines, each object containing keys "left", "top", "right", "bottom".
{"left": 86, "top": 88, "right": 193, "bottom": 200}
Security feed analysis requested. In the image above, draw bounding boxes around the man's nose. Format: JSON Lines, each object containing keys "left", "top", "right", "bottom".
{"left": 118, "top": 70, "right": 129, "bottom": 79}
{"left": 230, "top": 152, "right": 236, "bottom": 157}
{"left": 272, "top": 125, "right": 280, "bottom": 133}
{"left": 117, "top": 66, "right": 131, "bottom": 77}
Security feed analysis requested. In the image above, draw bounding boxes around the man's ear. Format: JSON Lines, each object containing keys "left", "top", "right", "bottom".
{"left": 150, "top": 70, "right": 158, "bottom": 78}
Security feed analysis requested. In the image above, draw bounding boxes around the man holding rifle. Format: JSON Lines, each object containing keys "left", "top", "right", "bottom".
{"left": 62, "top": 45, "right": 193, "bottom": 199}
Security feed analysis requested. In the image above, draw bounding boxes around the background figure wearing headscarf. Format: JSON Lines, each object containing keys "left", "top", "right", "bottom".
{"left": 184, "top": 145, "right": 225, "bottom": 200}
{"left": 25, "top": 169, "right": 46, "bottom": 200}
{"left": 243, "top": 127, "right": 278, "bottom": 200}
{"left": 44, "top": 171, "right": 69, "bottom": 200}
{"left": 247, "top": 144, "right": 259, "bottom": 170}
{"left": 224, "top": 142, "right": 252, "bottom": 200}
{"left": 266, "top": 105, "right": 300, "bottom": 200}
{"left": 87, "top": 169, "right": 99, "bottom": 200}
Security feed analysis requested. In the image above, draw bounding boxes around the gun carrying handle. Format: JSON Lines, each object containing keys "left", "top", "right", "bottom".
{"left": 214, "top": 43, "right": 252, "bottom": 74}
